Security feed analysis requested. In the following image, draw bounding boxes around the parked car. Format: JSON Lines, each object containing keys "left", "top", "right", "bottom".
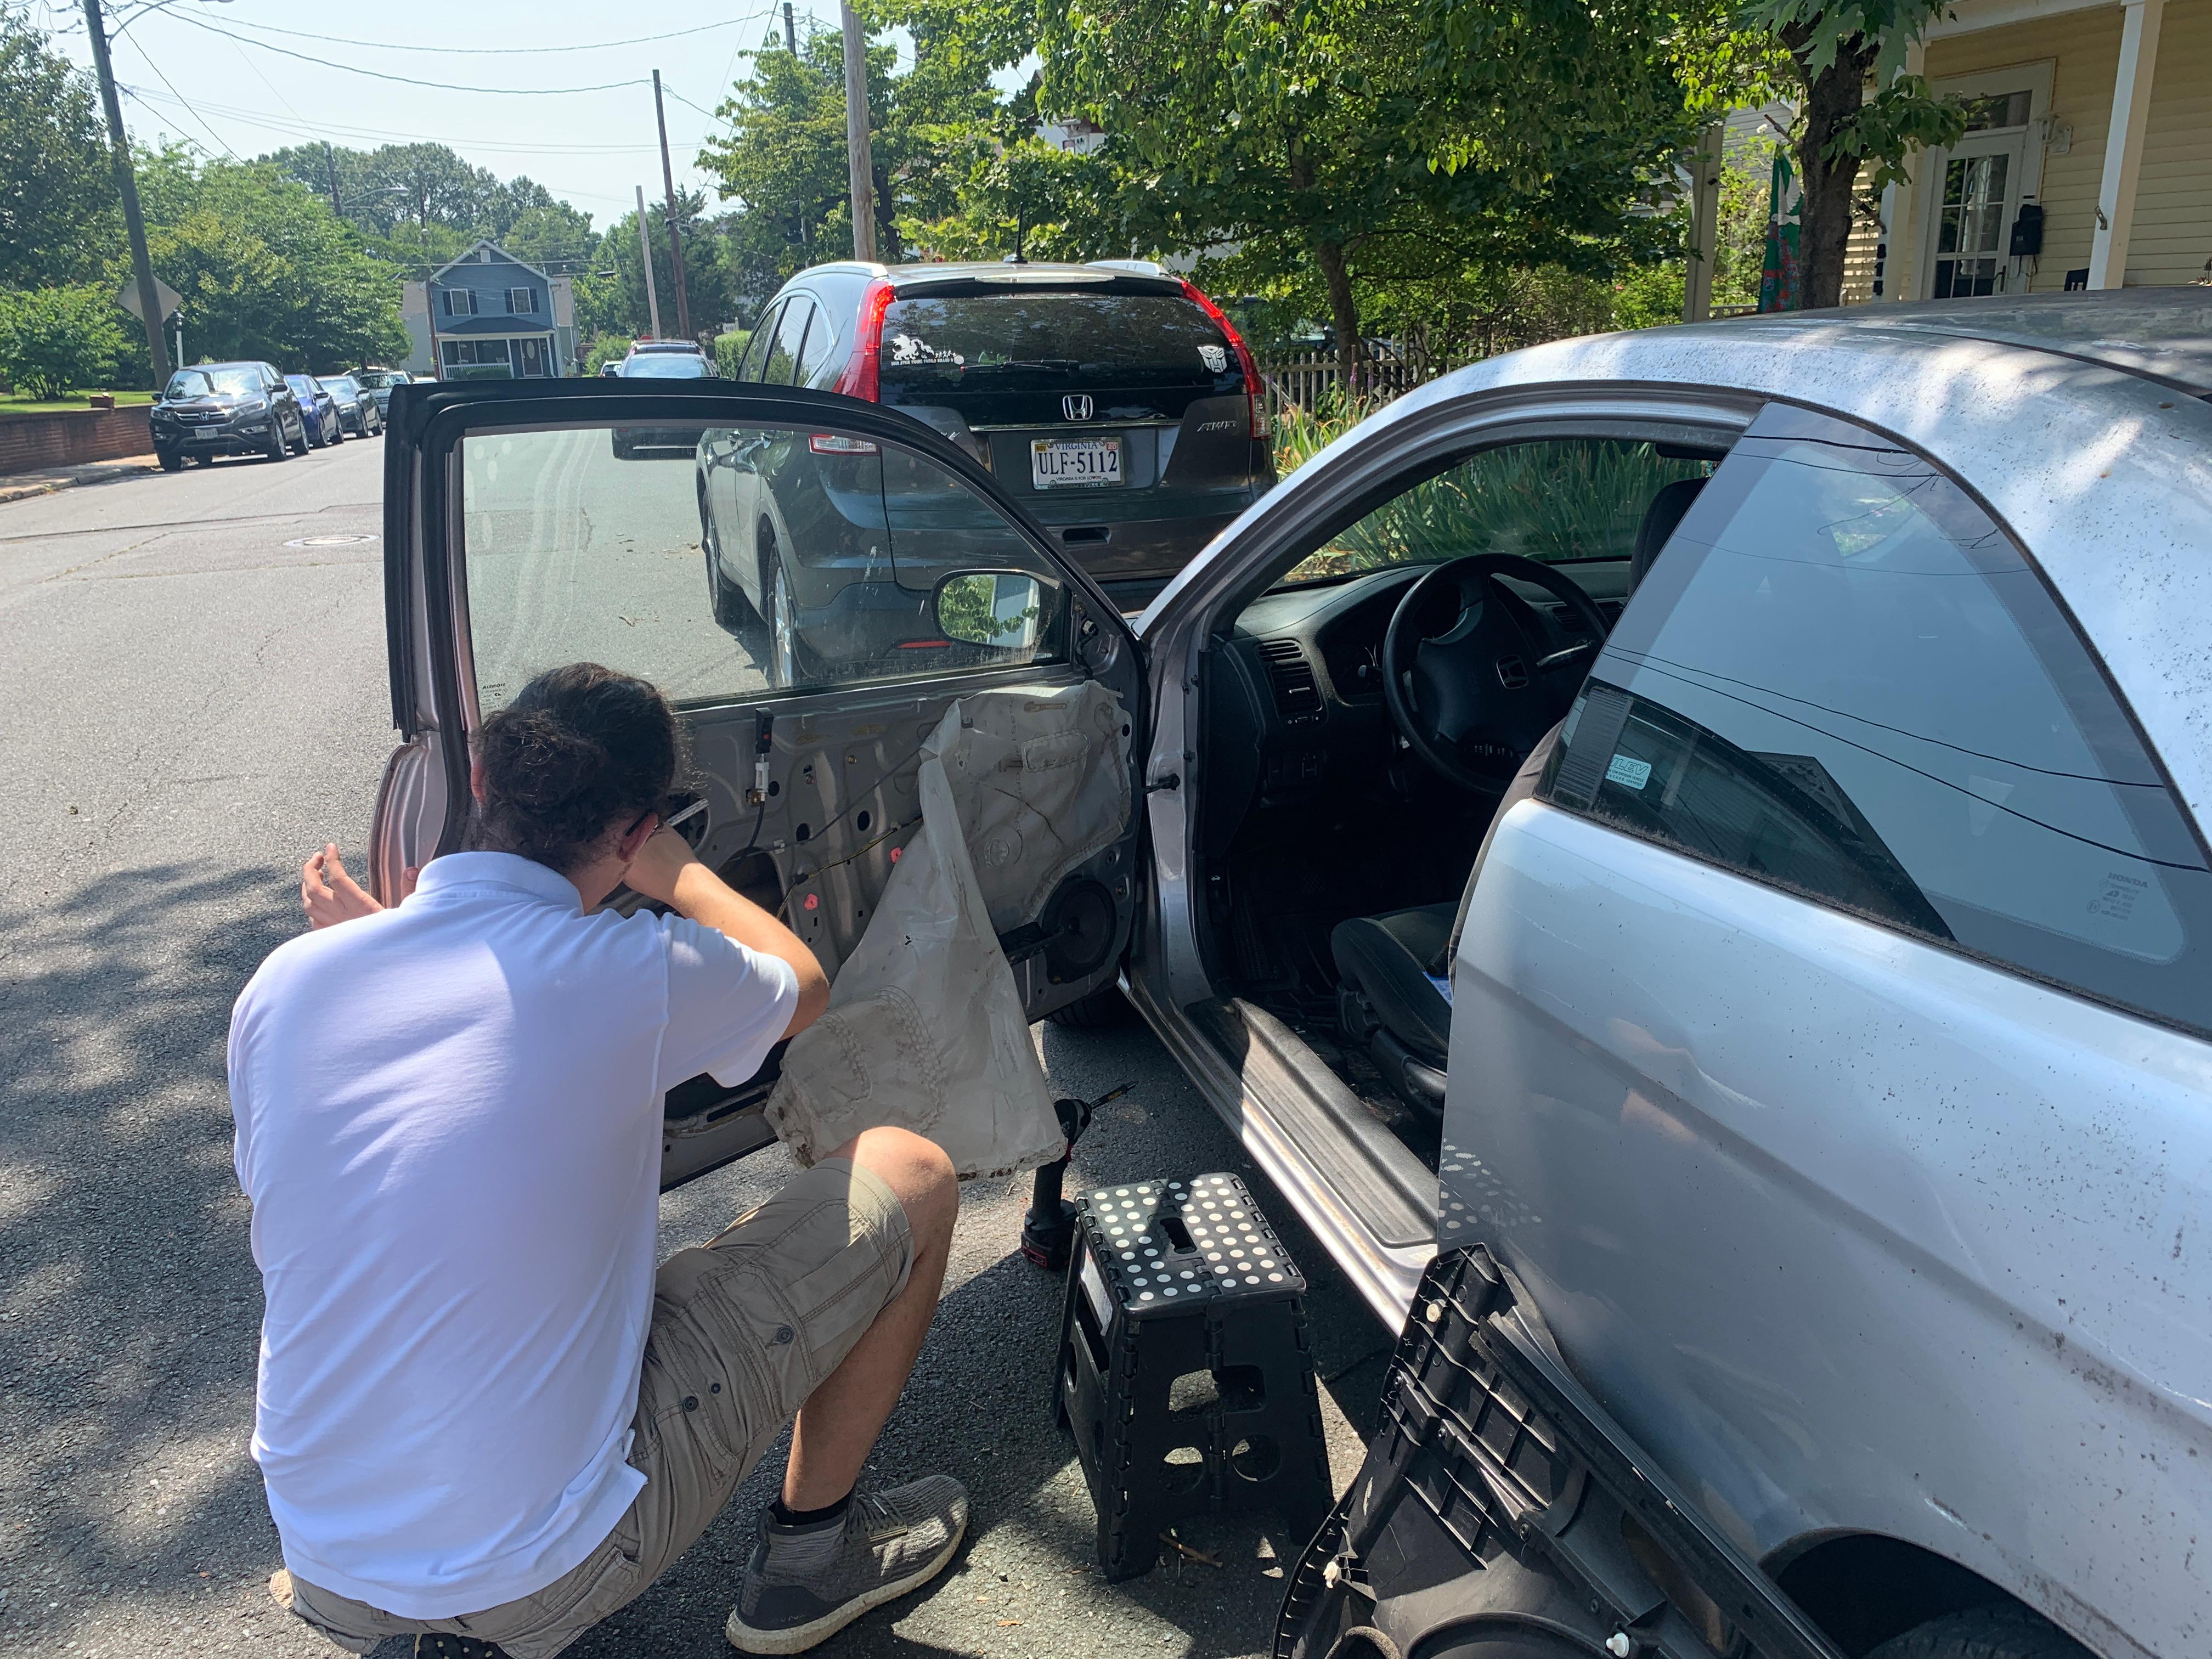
{"left": 625, "top": 339, "right": 710, "bottom": 362}
{"left": 148, "top": 361, "right": 311, "bottom": 469}
{"left": 317, "top": 374, "right": 382, "bottom": 438}
{"left": 608, "top": 349, "right": 719, "bottom": 460}
{"left": 696, "top": 259, "right": 1272, "bottom": 682}
{"left": 284, "top": 375, "right": 343, "bottom": 448}
{"left": 369, "top": 290, "right": 2210, "bottom": 1659}
{"left": 354, "top": 367, "right": 411, "bottom": 417}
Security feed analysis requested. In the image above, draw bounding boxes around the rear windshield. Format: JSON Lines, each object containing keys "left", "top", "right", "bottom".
{"left": 622, "top": 354, "right": 714, "bottom": 378}
{"left": 879, "top": 291, "right": 1235, "bottom": 394}
{"left": 357, "top": 370, "right": 406, "bottom": 387}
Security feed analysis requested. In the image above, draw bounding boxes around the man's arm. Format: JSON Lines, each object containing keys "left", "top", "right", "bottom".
{"left": 625, "top": 827, "right": 830, "bottom": 1039}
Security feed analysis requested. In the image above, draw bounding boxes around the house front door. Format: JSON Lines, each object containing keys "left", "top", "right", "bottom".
{"left": 1917, "top": 65, "right": 2052, "bottom": 299}
{"left": 516, "top": 337, "right": 548, "bottom": 377}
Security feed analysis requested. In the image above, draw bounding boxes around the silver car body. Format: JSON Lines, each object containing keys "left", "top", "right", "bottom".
{"left": 1128, "top": 298, "right": 2212, "bottom": 1659}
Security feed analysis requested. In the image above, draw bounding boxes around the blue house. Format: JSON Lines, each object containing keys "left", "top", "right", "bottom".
{"left": 405, "top": 241, "right": 576, "bottom": 379}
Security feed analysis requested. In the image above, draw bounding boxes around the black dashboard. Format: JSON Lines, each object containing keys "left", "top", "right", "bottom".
{"left": 1198, "top": 561, "right": 1632, "bottom": 843}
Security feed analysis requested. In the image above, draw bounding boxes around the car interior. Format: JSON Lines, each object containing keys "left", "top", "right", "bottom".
{"left": 1184, "top": 436, "right": 1728, "bottom": 1168}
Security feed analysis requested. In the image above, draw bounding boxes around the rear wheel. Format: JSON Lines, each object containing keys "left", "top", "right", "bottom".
{"left": 758, "top": 531, "right": 822, "bottom": 690}
{"left": 699, "top": 486, "right": 751, "bottom": 629}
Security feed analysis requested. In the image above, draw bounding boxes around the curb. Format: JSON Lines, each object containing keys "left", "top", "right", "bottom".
{"left": 0, "top": 458, "right": 161, "bottom": 505}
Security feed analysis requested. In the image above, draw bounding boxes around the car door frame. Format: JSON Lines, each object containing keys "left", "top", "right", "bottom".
{"left": 1127, "top": 379, "right": 1765, "bottom": 1324}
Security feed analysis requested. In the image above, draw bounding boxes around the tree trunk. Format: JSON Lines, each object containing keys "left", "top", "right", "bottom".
{"left": 1792, "top": 38, "right": 1880, "bottom": 310}
{"left": 1313, "top": 237, "right": 1362, "bottom": 390}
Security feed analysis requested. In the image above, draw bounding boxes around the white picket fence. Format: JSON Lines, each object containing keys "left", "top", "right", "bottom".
{"left": 1255, "top": 349, "right": 1440, "bottom": 419}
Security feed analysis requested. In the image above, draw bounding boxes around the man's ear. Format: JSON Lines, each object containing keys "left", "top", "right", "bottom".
{"left": 614, "top": 811, "right": 658, "bottom": 865}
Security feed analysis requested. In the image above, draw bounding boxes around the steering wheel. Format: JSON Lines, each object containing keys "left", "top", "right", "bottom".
{"left": 1380, "top": 552, "right": 1612, "bottom": 794}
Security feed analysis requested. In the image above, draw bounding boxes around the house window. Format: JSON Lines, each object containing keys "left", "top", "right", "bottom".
{"left": 507, "top": 288, "right": 539, "bottom": 315}
{"left": 443, "top": 289, "right": 478, "bottom": 317}
{"left": 440, "top": 339, "right": 514, "bottom": 378}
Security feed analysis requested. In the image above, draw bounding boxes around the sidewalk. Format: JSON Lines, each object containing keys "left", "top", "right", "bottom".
{"left": 0, "top": 454, "right": 161, "bottom": 506}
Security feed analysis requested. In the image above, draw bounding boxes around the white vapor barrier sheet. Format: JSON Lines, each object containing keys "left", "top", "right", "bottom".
{"left": 765, "top": 684, "right": 1130, "bottom": 1177}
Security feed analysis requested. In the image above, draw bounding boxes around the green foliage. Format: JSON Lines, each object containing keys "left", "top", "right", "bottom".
{"left": 1826, "top": 72, "right": 1966, "bottom": 193}
{"left": 1276, "top": 423, "right": 1711, "bottom": 581}
{"left": 131, "top": 151, "right": 410, "bottom": 371}
{"left": 583, "top": 333, "right": 631, "bottom": 375}
{"left": 900, "top": 134, "right": 1118, "bottom": 262}
{"left": 0, "top": 8, "right": 117, "bottom": 287}
{"left": 599, "top": 192, "right": 746, "bottom": 340}
{"left": 713, "top": 329, "right": 753, "bottom": 376}
{"left": 1609, "top": 129, "right": 1784, "bottom": 326}
{"left": 0, "top": 285, "right": 128, "bottom": 398}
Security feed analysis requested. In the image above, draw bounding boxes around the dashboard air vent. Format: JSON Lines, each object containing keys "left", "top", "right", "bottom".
{"left": 1257, "top": 638, "right": 1323, "bottom": 725}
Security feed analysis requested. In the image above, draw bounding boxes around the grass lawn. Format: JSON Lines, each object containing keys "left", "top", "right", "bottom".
{"left": 0, "top": 390, "right": 156, "bottom": 416}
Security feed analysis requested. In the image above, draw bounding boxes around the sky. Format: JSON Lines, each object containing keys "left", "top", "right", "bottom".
{"left": 41, "top": 0, "right": 934, "bottom": 232}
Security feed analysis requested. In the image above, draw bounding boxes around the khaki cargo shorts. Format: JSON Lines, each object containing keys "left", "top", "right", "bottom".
{"left": 275, "top": 1156, "right": 913, "bottom": 1659}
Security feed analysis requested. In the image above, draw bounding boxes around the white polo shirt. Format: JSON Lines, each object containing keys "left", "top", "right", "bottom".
{"left": 228, "top": 851, "right": 798, "bottom": 1618}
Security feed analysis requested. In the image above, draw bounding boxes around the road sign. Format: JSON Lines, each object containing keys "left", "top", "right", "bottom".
{"left": 115, "top": 276, "right": 182, "bottom": 323}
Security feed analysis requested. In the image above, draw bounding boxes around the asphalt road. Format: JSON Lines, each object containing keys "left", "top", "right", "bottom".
{"left": 0, "top": 437, "right": 1393, "bottom": 1658}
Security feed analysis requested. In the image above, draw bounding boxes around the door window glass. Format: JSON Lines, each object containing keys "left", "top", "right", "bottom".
{"left": 458, "top": 416, "right": 1070, "bottom": 708}
{"left": 737, "top": 304, "right": 780, "bottom": 380}
{"left": 1934, "top": 153, "right": 2011, "bottom": 298}
{"left": 761, "top": 298, "right": 812, "bottom": 386}
{"left": 797, "top": 306, "right": 840, "bottom": 387}
{"left": 1277, "top": 441, "right": 1711, "bottom": 586}
{"left": 1544, "top": 402, "right": 2212, "bottom": 1032}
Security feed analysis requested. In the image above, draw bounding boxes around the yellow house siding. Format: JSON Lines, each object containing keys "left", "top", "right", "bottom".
{"left": 2128, "top": 0, "right": 2212, "bottom": 284}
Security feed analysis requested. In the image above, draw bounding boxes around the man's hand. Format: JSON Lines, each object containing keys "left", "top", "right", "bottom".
{"left": 622, "top": 825, "right": 700, "bottom": 908}
{"left": 302, "top": 845, "right": 415, "bottom": 930}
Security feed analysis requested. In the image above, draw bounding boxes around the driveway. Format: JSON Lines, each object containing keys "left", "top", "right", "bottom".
{"left": 0, "top": 439, "right": 1392, "bottom": 1657}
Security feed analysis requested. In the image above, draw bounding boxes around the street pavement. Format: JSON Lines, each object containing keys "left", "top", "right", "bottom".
{"left": 0, "top": 433, "right": 1394, "bottom": 1657}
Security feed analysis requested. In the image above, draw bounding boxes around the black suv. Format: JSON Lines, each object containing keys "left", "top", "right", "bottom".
{"left": 698, "top": 260, "right": 1273, "bottom": 675}
{"left": 149, "top": 362, "right": 311, "bottom": 470}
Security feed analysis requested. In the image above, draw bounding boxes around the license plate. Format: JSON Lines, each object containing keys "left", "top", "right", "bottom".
{"left": 1030, "top": 437, "right": 1123, "bottom": 489}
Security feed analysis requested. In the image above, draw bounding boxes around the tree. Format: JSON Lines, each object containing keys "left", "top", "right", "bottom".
{"left": 0, "top": 8, "right": 118, "bottom": 287}
{"left": 0, "top": 285, "right": 128, "bottom": 397}
{"left": 600, "top": 194, "right": 744, "bottom": 340}
{"left": 132, "top": 151, "right": 410, "bottom": 370}
{"left": 1696, "top": 0, "right": 1965, "bottom": 307}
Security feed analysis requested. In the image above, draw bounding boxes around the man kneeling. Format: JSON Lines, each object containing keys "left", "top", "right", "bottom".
{"left": 230, "top": 663, "right": 964, "bottom": 1657}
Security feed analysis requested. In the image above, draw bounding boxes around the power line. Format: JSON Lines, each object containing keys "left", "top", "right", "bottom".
{"left": 160, "top": 10, "right": 653, "bottom": 94}
{"left": 119, "top": 84, "right": 664, "bottom": 155}
{"left": 210, "top": 14, "right": 761, "bottom": 57}
{"left": 114, "top": 36, "right": 238, "bottom": 160}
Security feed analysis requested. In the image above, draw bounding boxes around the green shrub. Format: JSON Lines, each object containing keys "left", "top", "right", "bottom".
{"left": 0, "top": 285, "right": 128, "bottom": 400}
{"left": 713, "top": 329, "right": 752, "bottom": 377}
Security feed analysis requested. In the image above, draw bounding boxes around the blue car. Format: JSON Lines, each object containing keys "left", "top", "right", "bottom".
{"left": 284, "top": 375, "right": 343, "bottom": 448}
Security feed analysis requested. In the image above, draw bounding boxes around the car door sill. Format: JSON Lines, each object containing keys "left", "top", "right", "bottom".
{"left": 1129, "top": 981, "right": 1437, "bottom": 1325}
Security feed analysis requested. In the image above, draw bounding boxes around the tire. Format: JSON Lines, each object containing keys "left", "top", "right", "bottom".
{"left": 1047, "top": 984, "right": 1133, "bottom": 1029}
{"left": 156, "top": 449, "right": 183, "bottom": 473}
{"left": 758, "top": 531, "right": 822, "bottom": 691}
{"left": 700, "top": 486, "right": 752, "bottom": 629}
{"left": 264, "top": 424, "right": 288, "bottom": 462}
{"left": 1866, "top": 1607, "right": 2094, "bottom": 1659}
{"left": 327, "top": 418, "right": 342, "bottom": 445}
{"left": 289, "top": 416, "right": 311, "bottom": 457}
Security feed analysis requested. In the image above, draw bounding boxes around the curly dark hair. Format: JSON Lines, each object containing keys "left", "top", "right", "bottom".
{"left": 466, "top": 663, "right": 685, "bottom": 874}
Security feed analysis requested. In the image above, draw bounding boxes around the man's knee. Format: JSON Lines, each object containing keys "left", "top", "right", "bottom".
{"left": 838, "top": 1127, "right": 957, "bottom": 1255}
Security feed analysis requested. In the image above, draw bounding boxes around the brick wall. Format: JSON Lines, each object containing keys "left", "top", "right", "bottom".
{"left": 0, "top": 406, "right": 154, "bottom": 476}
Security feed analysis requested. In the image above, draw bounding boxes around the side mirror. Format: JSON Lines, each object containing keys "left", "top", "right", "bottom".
{"left": 933, "top": 571, "right": 1053, "bottom": 651}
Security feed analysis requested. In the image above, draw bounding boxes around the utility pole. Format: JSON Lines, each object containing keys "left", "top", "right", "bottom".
{"left": 840, "top": 0, "right": 877, "bottom": 262}
{"left": 785, "top": 1, "right": 798, "bottom": 53}
{"left": 634, "top": 185, "right": 663, "bottom": 339}
{"left": 82, "top": 0, "right": 170, "bottom": 386}
{"left": 651, "top": 71, "right": 692, "bottom": 340}
{"left": 323, "top": 141, "right": 345, "bottom": 221}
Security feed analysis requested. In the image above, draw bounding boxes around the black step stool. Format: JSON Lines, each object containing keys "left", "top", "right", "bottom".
{"left": 1053, "top": 1172, "right": 1333, "bottom": 1579}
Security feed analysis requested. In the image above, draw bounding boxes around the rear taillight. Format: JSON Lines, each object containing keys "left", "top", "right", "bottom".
{"left": 1180, "top": 278, "right": 1271, "bottom": 441}
{"left": 814, "top": 278, "right": 896, "bottom": 454}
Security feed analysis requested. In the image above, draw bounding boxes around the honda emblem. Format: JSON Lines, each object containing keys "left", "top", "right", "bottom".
{"left": 1062, "top": 394, "right": 1093, "bottom": 421}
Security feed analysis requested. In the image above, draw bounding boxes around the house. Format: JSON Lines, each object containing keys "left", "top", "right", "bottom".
{"left": 399, "top": 241, "right": 578, "bottom": 379}
{"left": 1857, "top": 0, "right": 2210, "bottom": 298}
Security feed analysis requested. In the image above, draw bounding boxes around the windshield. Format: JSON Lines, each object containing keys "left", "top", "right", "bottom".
{"left": 319, "top": 376, "right": 360, "bottom": 397}
{"left": 166, "top": 366, "right": 261, "bottom": 399}
{"left": 879, "top": 291, "right": 1233, "bottom": 396}
{"left": 622, "top": 354, "right": 713, "bottom": 378}
{"left": 285, "top": 376, "right": 319, "bottom": 396}
{"left": 355, "top": 370, "right": 406, "bottom": 387}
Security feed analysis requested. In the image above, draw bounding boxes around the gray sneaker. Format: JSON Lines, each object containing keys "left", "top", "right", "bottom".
{"left": 726, "top": 1476, "right": 969, "bottom": 1654}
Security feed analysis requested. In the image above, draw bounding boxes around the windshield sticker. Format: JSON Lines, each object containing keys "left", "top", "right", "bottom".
{"left": 1605, "top": 753, "right": 1653, "bottom": 791}
{"left": 887, "top": 332, "right": 963, "bottom": 366}
{"left": 1198, "top": 343, "right": 1228, "bottom": 373}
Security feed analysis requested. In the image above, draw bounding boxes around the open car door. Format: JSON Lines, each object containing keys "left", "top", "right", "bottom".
{"left": 372, "top": 378, "right": 1145, "bottom": 1186}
